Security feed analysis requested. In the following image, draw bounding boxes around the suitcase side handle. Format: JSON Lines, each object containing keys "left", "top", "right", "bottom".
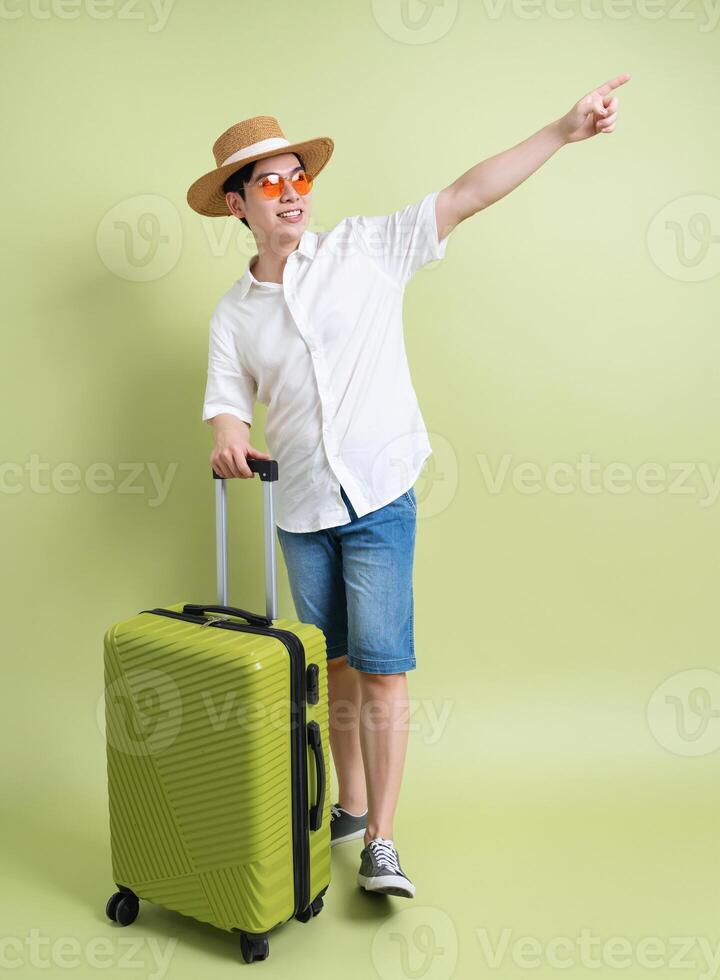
{"left": 211, "top": 461, "right": 279, "bottom": 620}
{"left": 182, "top": 603, "right": 271, "bottom": 628}
{"left": 307, "top": 721, "right": 326, "bottom": 832}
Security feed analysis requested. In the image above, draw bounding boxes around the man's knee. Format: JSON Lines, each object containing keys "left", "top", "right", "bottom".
{"left": 327, "top": 653, "right": 348, "bottom": 670}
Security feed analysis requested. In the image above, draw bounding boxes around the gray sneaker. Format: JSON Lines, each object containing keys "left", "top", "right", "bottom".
{"left": 330, "top": 801, "right": 368, "bottom": 846}
{"left": 357, "top": 836, "right": 415, "bottom": 898}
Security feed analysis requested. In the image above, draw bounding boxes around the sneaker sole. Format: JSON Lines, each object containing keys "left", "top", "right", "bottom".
{"left": 357, "top": 872, "right": 416, "bottom": 898}
{"left": 331, "top": 827, "right": 366, "bottom": 847}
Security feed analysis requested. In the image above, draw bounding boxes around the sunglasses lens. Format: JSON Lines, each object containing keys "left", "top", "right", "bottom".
{"left": 260, "top": 171, "right": 313, "bottom": 198}
{"left": 260, "top": 175, "right": 283, "bottom": 198}
{"left": 292, "top": 171, "right": 313, "bottom": 194}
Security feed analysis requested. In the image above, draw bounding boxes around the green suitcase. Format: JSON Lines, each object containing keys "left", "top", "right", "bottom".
{"left": 102, "top": 460, "right": 331, "bottom": 964}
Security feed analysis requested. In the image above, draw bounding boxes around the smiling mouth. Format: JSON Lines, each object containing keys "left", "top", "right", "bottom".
{"left": 277, "top": 208, "right": 303, "bottom": 219}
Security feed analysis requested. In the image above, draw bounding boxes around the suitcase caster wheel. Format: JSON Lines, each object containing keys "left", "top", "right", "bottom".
{"left": 239, "top": 933, "right": 269, "bottom": 963}
{"left": 296, "top": 895, "right": 324, "bottom": 922}
{"left": 105, "top": 892, "right": 122, "bottom": 922}
{"left": 105, "top": 891, "right": 139, "bottom": 926}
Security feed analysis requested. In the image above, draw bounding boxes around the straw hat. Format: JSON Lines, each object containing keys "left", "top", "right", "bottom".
{"left": 186, "top": 115, "right": 334, "bottom": 217}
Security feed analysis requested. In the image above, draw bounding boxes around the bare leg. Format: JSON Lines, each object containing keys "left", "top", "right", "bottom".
{"left": 356, "top": 671, "right": 410, "bottom": 846}
{"left": 327, "top": 655, "right": 367, "bottom": 814}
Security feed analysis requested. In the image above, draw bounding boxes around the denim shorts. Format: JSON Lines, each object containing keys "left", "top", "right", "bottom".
{"left": 276, "top": 485, "right": 417, "bottom": 674}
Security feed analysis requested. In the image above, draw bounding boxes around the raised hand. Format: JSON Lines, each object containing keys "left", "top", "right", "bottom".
{"left": 557, "top": 73, "right": 631, "bottom": 144}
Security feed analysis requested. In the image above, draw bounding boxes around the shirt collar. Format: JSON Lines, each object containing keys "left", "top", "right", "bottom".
{"left": 236, "top": 228, "right": 318, "bottom": 300}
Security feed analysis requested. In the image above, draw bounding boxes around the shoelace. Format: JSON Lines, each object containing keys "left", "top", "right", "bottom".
{"left": 368, "top": 837, "right": 401, "bottom": 874}
{"left": 331, "top": 802, "right": 367, "bottom": 820}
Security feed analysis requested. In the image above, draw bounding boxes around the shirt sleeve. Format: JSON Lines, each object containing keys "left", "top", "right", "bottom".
{"left": 201, "top": 313, "right": 257, "bottom": 425}
{"left": 350, "top": 189, "right": 449, "bottom": 286}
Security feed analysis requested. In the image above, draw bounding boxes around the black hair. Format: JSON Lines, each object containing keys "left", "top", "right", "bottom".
{"left": 222, "top": 152, "right": 306, "bottom": 230}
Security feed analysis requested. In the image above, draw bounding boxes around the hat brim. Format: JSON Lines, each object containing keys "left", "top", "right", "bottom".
{"left": 186, "top": 136, "right": 334, "bottom": 217}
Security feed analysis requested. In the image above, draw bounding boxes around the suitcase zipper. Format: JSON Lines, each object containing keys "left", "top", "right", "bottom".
{"left": 199, "top": 615, "right": 231, "bottom": 627}
{"left": 137, "top": 606, "right": 312, "bottom": 919}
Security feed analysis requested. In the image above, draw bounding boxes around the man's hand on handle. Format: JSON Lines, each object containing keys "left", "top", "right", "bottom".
{"left": 209, "top": 414, "right": 271, "bottom": 479}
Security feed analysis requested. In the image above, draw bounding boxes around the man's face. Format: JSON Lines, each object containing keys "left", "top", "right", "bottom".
{"left": 227, "top": 153, "right": 312, "bottom": 250}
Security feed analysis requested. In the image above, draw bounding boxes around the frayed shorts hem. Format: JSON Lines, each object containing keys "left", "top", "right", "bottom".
{"left": 350, "top": 657, "right": 416, "bottom": 675}
{"left": 326, "top": 648, "right": 416, "bottom": 674}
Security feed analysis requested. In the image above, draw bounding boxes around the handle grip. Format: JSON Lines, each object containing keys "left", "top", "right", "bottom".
{"left": 212, "top": 459, "right": 278, "bottom": 482}
{"left": 307, "top": 721, "right": 326, "bottom": 832}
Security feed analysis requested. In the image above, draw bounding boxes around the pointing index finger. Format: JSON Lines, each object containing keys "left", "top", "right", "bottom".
{"left": 595, "top": 72, "right": 632, "bottom": 96}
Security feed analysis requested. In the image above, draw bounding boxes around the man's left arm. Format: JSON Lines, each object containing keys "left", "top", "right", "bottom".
{"left": 436, "top": 72, "right": 632, "bottom": 240}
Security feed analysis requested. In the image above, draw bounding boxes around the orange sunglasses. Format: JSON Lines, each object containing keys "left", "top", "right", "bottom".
{"left": 251, "top": 169, "right": 314, "bottom": 199}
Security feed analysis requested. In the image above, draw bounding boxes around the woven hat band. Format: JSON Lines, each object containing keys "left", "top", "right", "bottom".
{"left": 220, "top": 137, "right": 292, "bottom": 168}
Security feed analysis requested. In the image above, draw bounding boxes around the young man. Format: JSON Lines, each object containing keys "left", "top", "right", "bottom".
{"left": 187, "top": 77, "right": 630, "bottom": 899}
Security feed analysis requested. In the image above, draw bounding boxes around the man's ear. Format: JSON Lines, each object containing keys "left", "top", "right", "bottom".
{"left": 225, "top": 191, "right": 245, "bottom": 221}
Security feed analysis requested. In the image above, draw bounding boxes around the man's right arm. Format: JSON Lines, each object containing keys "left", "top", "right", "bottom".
{"left": 203, "top": 312, "right": 270, "bottom": 479}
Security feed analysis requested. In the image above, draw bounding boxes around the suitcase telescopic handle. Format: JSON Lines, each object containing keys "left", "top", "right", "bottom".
{"left": 211, "top": 460, "right": 279, "bottom": 621}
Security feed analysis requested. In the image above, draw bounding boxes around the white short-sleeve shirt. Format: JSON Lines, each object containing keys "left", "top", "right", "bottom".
{"left": 202, "top": 189, "right": 449, "bottom": 532}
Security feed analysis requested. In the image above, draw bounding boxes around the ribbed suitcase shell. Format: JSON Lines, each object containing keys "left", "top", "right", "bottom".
{"left": 104, "top": 600, "right": 331, "bottom": 936}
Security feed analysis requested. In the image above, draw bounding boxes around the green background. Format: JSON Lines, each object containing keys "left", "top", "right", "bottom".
{"left": 2, "top": 0, "right": 719, "bottom": 976}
